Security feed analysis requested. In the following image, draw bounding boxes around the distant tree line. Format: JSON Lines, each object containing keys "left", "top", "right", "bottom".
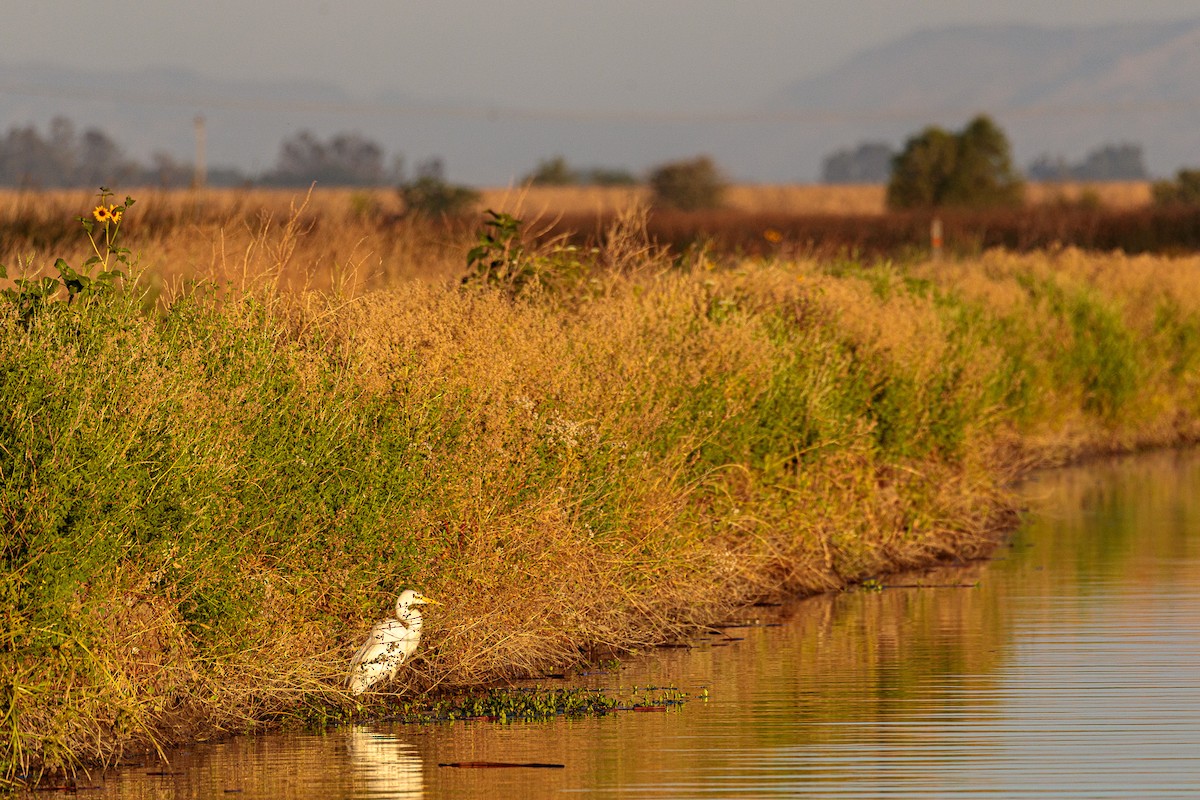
{"left": 821, "top": 118, "right": 1184, "bottom": 210}
{"left": 0, "top": 117, "right": 422, "bottom": 189}
{"left": 0, "top": 117, "right": 736, "bottom": 217}
{"left": 521, "top": 154, "right": 726, "bottom": 211}
{"left": 1, "top": 118, "right": 152, "bottom": 188}
{"left": 821, "top": 142, "right": 896, "bottom": 184}
{"left": 259, "top": 130, "right": 403, "bottom": 187}
{"left": 1026, "top": 144, "right": 1148, "bottom": 181}
{"left": 0, "top": 118, "right": 650, "bottom": 194}
{"left": 825, "top": 136, "right": 1153, "bottom": 191}
{"left": 12, "top": 116, "right": 1179, "bottom": 216}
{"left": 521, "top": 155, "right": 638, "bottom": 187}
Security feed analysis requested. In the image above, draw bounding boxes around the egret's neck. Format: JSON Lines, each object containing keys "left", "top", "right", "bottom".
{"left": 397, "top": 604, "right": 423, "bottom": 631}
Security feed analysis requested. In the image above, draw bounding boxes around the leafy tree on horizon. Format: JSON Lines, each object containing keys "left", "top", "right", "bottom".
{"left": 648, "top": 155, "right": 726, "bottom": 211}
{"left": 887, "top": 115, "right": 1023, "bottom": 209}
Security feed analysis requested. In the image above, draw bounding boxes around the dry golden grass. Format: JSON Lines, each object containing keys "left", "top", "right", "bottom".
{"left": 0, "top": 187, "right": 466, "bottom": 294}
{"left": 0, "top": 179, "right": 1154, "bottom": 237}
{"left": 480, "top": 182, "right": 1157, "bottom": 216}
{"left": 476, "top": 183, "right": 892, "bottom": 216}
{"left": 1024, "top": 180, "right": 1153, "bottom": 208}
{"left": 1, "top": 182, "right": 1165, "bottom": 298}
{"left": 0, "top": 186, "right": 404, "bottom": 221}
{"left": 479, "top": 181, "right": 1154, "bottom": 216}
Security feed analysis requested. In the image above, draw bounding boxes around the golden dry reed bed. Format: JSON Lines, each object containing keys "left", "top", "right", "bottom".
{"left": 1, "top": 188, "right": 1198, "bottom": 786}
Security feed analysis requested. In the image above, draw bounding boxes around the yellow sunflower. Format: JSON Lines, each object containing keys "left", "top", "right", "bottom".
{"left": 93, "top": 205, "right": 112, "bottom": 223}
{"left": 109, "top": 205, "right": 123, "bottom": 223}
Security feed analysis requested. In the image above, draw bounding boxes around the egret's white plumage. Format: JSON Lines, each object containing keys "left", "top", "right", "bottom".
{"left": 348, "top": 589, "right": 441, "bottom": 695}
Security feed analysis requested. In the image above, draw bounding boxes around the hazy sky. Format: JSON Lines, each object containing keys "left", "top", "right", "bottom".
{"left": 6, "top": 1, "right": 1199, "bottom": 111}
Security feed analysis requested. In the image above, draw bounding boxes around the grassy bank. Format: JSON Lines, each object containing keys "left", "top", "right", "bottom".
{"left": 4, "top": 203, "right": 1200, "bottom": 786}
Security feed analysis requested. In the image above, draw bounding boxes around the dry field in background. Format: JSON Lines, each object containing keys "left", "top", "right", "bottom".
{"left": 0, "top": 181, "right": 1170, "bottom": 296}
{"left": 0, "top": 180, "right": 1154, "bottom": 222}
{"left": 482, "top": 181, "right": 1153, "bottom": 216}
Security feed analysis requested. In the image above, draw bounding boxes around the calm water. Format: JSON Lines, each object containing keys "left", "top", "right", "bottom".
{"left": 46, "top": 450, "right": 1200, "bottom": 798}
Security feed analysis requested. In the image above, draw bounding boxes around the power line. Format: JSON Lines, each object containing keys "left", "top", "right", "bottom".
{"left": 2, "top": 81, "right": 1199, "bottom": 126}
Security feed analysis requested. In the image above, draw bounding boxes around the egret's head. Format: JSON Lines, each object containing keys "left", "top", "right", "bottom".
{"left": 396, "top": 589, "right": 442, "bottom": 610}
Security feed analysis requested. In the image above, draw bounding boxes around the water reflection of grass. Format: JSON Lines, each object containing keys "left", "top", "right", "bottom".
{"left": 541, "top": 457, "right": 1200, "bottom": 795}
{"left": 1018, "top": 450, "right": 1200, "bottom": 591}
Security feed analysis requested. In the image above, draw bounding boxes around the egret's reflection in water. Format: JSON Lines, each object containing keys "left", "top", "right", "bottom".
{"left": 345, "top": 726, "right": 423, "bottom": 799}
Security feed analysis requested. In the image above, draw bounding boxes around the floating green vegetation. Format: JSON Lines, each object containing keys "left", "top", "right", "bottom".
{"left": 381, "top": 686, "right": 689, "bottom": 724}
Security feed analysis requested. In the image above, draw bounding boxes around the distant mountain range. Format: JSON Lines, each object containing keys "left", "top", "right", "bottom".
{"left": 2, "top": 19, "right": 1199, "bottom": 185}
{"left": 766, "top": 20, "right": 1200, "bottom": 180}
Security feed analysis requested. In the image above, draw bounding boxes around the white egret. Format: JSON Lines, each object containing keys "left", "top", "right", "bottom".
{"left": 348, "top": 589, "right": 442, "bottom": 695}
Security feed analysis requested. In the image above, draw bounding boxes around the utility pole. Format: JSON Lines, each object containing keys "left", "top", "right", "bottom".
{"left": 193, "top": 115, "right": 206, "bottom": 190}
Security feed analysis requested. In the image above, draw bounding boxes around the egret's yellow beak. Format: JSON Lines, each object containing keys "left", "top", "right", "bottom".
{"left": 419, "top": 595, "right": 443, "bottom": 606}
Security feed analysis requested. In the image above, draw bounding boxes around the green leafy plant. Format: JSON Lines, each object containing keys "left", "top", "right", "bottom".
{"left": 1, "top": 187, "right": 133, "bottom": 323}
{"left": 463, "top": 210, "right": 529, "bottom": 289}
{"left": 462, "top": 210, "right": 597, "bottom": 298}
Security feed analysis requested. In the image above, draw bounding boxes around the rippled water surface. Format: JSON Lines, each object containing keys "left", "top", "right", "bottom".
{"left": 44, "top": 450, "right": 1200, "bottom": 798}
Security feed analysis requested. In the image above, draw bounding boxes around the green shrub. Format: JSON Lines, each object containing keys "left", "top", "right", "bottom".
{"left": 397, "top": 158, "right": 479, "bottom": 217}
{"left": 648, "top": 155, "right": 726, "bottom": 211}
{"left": 461, "top": 210, "right": 598, "bottom": 299}
{"left": 522, "top": 156, "right": 578, "bottom": 186}
{"left": 1151, "top": 169, "right": 1200, "bottom": 206}
{"left": 583, "top": 167, "right": 638, "bottom": 186}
